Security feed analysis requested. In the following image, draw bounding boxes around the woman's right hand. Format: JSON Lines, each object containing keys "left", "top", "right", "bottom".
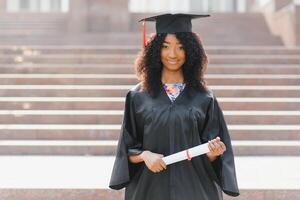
{"left": 141, "top": 150, "right": 167, "bottom": 173}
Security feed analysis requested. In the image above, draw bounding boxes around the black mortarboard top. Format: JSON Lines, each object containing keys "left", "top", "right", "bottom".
{"left": 139, "top": 13, "right": 210, "bottom": 34}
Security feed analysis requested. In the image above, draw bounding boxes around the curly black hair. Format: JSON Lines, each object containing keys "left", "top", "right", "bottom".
{"left": 135, "top": 32, "right": 208, "bottom": 97}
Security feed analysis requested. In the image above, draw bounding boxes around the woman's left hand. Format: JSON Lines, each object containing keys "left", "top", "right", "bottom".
{"left": 206, "top": 137, "right": 226, "bottom": 161}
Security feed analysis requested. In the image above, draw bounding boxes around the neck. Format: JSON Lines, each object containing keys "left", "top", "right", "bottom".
{"left": 161, "top": 68, "right": 184, "bottom": 84}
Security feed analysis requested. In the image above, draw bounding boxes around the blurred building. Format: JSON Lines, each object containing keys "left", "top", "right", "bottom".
{"left": 0, "top": 0, "right": 299, "bottom": 46}
{"left": 0, "top": 2, "right": 299, "bottom": 199}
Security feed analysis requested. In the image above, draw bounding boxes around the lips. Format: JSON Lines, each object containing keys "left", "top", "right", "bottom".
{"left": 167, "top": 60, "right": 178, "bottom": 65}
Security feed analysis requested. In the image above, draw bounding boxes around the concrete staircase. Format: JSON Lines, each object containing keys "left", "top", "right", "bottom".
{"left": 0, "top": 46, "right": 300, "bottom": 156}
{"left": 0, "top": 13, "right": 283, "bottom": 46}
{"left": 0, "top": 45, "right": 300, "bottom": 199}
{"left": 130, "top": 13, "right": 284, "bottom": 46}
{"left": 0, "top": 14, "right": 67, "bottom": 35}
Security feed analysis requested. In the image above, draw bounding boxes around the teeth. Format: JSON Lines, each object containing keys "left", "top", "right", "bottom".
{"left": 168, "top": 61, "right": 177, "bottom": 64}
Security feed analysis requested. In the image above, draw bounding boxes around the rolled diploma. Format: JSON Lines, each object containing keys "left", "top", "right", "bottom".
{"left": 162, "top": 143, "right": 210, "bottom": 165}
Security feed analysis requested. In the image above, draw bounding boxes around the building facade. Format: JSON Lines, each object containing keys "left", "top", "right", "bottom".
{"left": 0, "top": 0, "right": 299, "bottom": 46}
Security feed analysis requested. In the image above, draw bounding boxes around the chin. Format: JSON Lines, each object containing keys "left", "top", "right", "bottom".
{"left": 164, "top": 65, "right": 182, "bottom": 71}
{"left": 163, "top": 62, "right": 184, "bottom": 71}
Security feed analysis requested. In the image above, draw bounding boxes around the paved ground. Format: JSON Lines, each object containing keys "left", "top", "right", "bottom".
{"left": 0, "top": 156, "right": 299, "bottom": 189}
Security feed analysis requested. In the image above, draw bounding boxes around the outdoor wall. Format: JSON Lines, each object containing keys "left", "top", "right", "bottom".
{"left": 263, "top": 0, "right": 300, "bottom": 46}
{"left": 67, "top": 0, "right": 88, "bottom": 33}
{"left": 0, "top": 0, "right": 5, "bottom": 14}
{"left": 274, "top": 5, "right": 296, "bottom": 46}
{"left": 87, "top": 0, "right": 130, "bottom": 32}
{"left": 0, "top": 0, "right": 130, "bottom": 33}
{"left": 0, "top": 0, "right": 299, "bottom": 46}
{"left": 296, "top": 4, "right": 300, "bottom": 45}
{"left": 274, "top": 0, "right": 293, "bottom": 10}
{"left": 68, "top": 0, "right": 131, "bottom": 33}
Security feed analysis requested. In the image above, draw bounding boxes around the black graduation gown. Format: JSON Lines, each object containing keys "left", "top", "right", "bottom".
{"left": 109, "top": 83, "right": 239, "bottom": 200}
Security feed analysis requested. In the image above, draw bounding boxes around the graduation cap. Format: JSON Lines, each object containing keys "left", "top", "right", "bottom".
{"left": 139, "top": 13, "right": 210, "bottom": 47}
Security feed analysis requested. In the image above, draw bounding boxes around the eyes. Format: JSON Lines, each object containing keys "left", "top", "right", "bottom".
{"left": 162, "top": 44, "right": 184, "bottom": 50}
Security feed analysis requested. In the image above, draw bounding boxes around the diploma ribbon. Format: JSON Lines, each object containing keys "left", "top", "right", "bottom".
{"left": 185, "top": 149, "right": 192, "bottom": 161}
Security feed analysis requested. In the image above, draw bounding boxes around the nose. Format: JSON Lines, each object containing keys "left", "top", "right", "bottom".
{"left": 168, "top": 47, "right": 177, "bottom": 58}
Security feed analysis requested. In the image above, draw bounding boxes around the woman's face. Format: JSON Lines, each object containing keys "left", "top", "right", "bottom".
{"left": 160, "top": 34, "right": 186, "bottom": 72}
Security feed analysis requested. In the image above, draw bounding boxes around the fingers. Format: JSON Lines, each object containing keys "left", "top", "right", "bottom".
{"left": 155, "top": 158, "right": 167, "bottom": 172}
{"left": 148, "top": 154, "right": 167, "bottom": 173}
{"left": 219, "top": 142, "right": 226, "bottom": 152}
{"left": 152, "top": 163, "right": 166, "bottom": 173}
{"left": 158, "top": 154, "right": 167, "bottom": 169}
{"left": 160, "top": 159, "right": 167, "bottom": 170}
{"left": 152, "top": 163, "right": 165, "bottom": 173}
{"left": 208, "top": 137, "right": 226, "bottom": 156}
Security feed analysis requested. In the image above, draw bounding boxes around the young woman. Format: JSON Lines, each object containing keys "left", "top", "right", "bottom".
{"left": 109, "top": 14, "right": 239, "bottom": 200}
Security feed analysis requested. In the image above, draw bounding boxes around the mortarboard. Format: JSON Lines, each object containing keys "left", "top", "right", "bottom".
{"left": 139, "top": 13, "right": 210, "bottom": 47}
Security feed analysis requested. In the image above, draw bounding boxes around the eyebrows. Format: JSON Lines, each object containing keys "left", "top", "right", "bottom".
{"left": 163, "top": 41, "right": 182, "bottom": 45}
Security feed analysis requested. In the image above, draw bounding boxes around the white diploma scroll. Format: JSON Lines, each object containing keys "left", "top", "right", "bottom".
{"left": 162, "top": 143, "right": 210, "bottom": 165}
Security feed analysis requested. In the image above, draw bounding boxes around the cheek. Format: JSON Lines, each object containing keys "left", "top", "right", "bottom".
{"left": 181, "top": 53, "right": 186, "bottom": 63}
{"left": 178, "top": 49, "right": 185, "bottom": 60}
{"left": 160, "top": 50, "right": 167, "bottom": 60}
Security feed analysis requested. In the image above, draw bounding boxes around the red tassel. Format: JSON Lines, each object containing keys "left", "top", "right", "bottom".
{"left": 142, "top": 20, "right": 146, "bottom": 48}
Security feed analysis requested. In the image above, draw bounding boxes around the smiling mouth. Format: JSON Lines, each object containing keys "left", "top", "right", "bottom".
{"left": 167, "top": 60, "right": 179, "bottom": 64}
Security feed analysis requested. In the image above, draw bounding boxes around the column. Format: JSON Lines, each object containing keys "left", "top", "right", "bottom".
{"left": 232, "top": 0, "right": 238, "bottom": 12}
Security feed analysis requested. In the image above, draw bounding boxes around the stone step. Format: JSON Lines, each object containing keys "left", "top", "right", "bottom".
{"left": 230, "top": 129, "right": 300, "bottom": 140}
{"left": 0, "top": 74, "right": 299, "bottom": 85}
{"left": 0, "top": 140, "right": 115, "bottom": 155}
{"left": 0, "top": 189, "right": 123, "bottom": 200}
{"left": 0, "top": 140, "right": 299, "bottom": 155}
{"left": 206, "top": 47, "right": 300, "bottom": 55}
{"left": 0, "top": 128, "right": 299, "bottom": 141}
{"left": 0, "top": 156, "right": 299, "bottom": 199}
{"left": 0, "top": 34, "right": 283, "bottom": 46}
{"left": 0, "top": 33, "right": 284, "bottom": 46}
{"left": 1, "top": 189, "right": 298, "bottom": 200}
{"left": 0, "top": 110, "right": 299, "bottom": 124}
{"left": 0, "top": 85, "right": 299, "bottom": 97}
{"left": 0, "top": 97, "right": 299, "bottom": 110}
{"left": 0, "top": 64, "right": 135, "bottom": 74}
{"left": 0, "top": 64, "right": 299, "bottom": 75}
{"left": 0, "top": 97, "right": 125, "bottom": 110}
{"left": 0, "top": 38, "right": 284, "bottom": 46}
{"left": 1, "top": 45, "right": 299, "bottom": 55}
{"left": 0, "top": 29, "right": 283, "bottom": 45}
{"left": 1, "top": 54, "right": 300, "bottom": 64}
{"left": 0, "top": 129, "right": 119, "bottom": 140}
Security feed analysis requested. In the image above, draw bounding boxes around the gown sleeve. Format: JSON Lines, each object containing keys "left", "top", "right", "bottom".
{"left": 201, "top": 94, "right": 240, "bottom": 197}
{"left": 109, "top": 90, "right": 143, "bottom": 190}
